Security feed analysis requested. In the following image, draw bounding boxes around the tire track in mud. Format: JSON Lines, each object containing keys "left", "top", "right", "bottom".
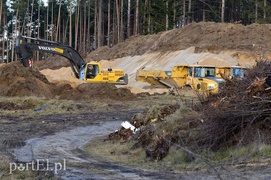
{"left": 11, "top": 120, "right": 185, "bottom": 179}
{"left": 11, "top": 119, "right": 271, "bottom": 180}
{"left": 10, "top": 109, "right": 271, "bottom": 180}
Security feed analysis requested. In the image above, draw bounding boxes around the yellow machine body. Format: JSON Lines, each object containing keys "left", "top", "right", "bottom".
{"left": 136, "top": 65, "right": 225, "bottom": 93}
{"left": 136, "top": 66, "right": 189, "bottom": 89}
{"left": 84, "top": 62, "right": 128, "bottom": 85}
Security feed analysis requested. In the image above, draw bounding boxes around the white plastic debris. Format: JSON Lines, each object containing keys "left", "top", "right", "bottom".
{"left": 121, "top": 121, "right": 138, "bottom": 133}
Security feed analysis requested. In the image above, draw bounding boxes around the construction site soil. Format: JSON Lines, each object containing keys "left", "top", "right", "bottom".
{"left": 2, "top": 22, "right": 271, "bottom": 99}
{"left": 1, "top": 22, "right": 271, "bottom": 179}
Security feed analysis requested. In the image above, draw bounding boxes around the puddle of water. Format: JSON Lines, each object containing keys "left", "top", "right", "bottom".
{"left": 13, "top": 121, "right": 122, "bottom": 163}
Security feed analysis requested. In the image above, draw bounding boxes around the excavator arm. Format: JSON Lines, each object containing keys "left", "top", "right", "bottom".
{"left": 16, "top": 35, "right": 86, "bottom": 79}
{"left": 15, "top": 35, "right": 128, "bottom": 85}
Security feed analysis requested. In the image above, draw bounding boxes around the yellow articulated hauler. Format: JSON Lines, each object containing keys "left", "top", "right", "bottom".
{"left": 216, "top": 66, "right": 246, "bottom": 79}
{"left": 136, "top": 66, "right": 188, "bottom": 89}
{"left": 187, "top": 65, "right": 225, "bottom": 93}
{"left": 136, "top": 65, "right": 226, "bottom": 93}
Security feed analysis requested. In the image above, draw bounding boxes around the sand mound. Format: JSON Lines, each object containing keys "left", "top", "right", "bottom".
{"left": 40, "top": 67, "right": 83, "bottom": 88}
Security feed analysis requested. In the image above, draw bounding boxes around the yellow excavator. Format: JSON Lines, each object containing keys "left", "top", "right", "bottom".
{"left": 15, "top": 35, "right": 128, "bottom": 85}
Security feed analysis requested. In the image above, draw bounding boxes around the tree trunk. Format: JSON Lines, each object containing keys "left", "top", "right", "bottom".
{"left": 12, "top": 7, "right": 19, "bottom": 62}
{"left": 98, "top": 0, "right": 103, "bottom": 48}
{"left": 188, "top": 0, "right": 192, "bottom": 23}
{"left": 1, "top": 0, "right": 2, "bottom": 62}
{"left": 166, "top": 1, "right": 168, "bottom": 30}
{"left": 127, "top": 0, "right": 131, "bottom": 37}
{"left": 173, "top": 0, "right": 176, "bottom": 29}
{"left": 46, "top": 3, "right": 49, "bottom": 39}
{"left": 87, "top": 0, "right": 91, "bottom": 52}
{"left": 221, "top": 0, "right": 225, "bottom": 22}
{"left": 264, "top": 0, "right": 266, "bottom": 19}
{"left": 51, "top": 0, "right": 54, "bottom": 41}
{"left": 202, "top": 0, "right": 205, "bottom": 22}
{"left": 94, "top": 0, "right": 97, "bottom": 49}
{"left": 181, "top": 0, "right": 186, "bottom": 27}
{"left": 120, "top": 0, "right": 124, "bottom": 42}
{"left": 37, "top": 0, "right": 40, "bottom": 61}
{"left": 112, "top": 0, "right": 116, "bottom": 45}
{"left": 28, "top": 0, "right": 34, "bottom": 38}
{"left": 75, "top": 0, "right": 80, "bottom": 50}
{"left": 148, "top": 0, "right": 151, "bottom": 33}
{"left": 69, "top": 0, "right": 72, "bottom": 46}
{"left": 134, "top": 0, "right": 139, "bottom": 35}
{"left": 115, "top": 0, "right": 120, "bottom": 43}
{"left": 79, "top": 7, "right": 82, "bottom": 52}
{"left": 107, "top": 0, "right": 110, "bottom": 46}
{"left": 83, "top": 0, "right": 87, "bottom": 56}
{"left": 255, "top": 0, "right": 258, "bottom": 23}
{"left": 56, "top": 0, "right": 62, "bottom": 42}
{"left": 0, "top": 0, "right": 2, "bottom": 27}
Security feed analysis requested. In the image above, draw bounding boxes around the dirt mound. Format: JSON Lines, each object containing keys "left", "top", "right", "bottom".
{"left": 33, "top": 55, "right": 70, "bottom": 70}
{"left": 0, "top": 62, "right": 55, "bottom": 98}
{"left": 88, "top": 22, "right": 271, "bottom": 61}
{"left": 59, "top": 83, "right": 135, "bottom": 101}
{"left": 0, "top": 62, "right": 135, "bottom": 100}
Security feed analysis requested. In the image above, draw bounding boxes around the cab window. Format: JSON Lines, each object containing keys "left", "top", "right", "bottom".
{"left": 86, "top": 64, "right": 99, "bottom": 79}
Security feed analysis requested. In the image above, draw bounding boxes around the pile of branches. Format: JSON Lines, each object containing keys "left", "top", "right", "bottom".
{"left": 106, "top": 104, "right": 181, "bottom": 160}
{"left": 198, "top": 59, "right": 271, "bottom": 150}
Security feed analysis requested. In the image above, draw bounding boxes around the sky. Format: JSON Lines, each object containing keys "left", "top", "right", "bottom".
{"left": 7, "top": 0, "right": 49, "bottom": 8}
{"left": 43, "top": 0, "right": 48, "bottom": 6}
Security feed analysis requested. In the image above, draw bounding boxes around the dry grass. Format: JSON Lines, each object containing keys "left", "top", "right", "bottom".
{"left": 84, "top": 140, "right": 205, "bottom": 173}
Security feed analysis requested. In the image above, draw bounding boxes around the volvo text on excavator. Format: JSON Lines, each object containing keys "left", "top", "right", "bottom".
{"left": 15, "top": 35, "right": 128, "bottom": 85}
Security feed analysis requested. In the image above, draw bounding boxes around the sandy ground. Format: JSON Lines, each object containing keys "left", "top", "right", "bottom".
{"left": 40, "top": 47, "right": 255, "bottom": 94}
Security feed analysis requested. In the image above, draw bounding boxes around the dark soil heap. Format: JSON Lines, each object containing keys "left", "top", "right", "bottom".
{"left": 0, "top": 62, "right": 54, "bottom": 98}
{"left": 87, "top": 22, "right": 271, "bottom": 61}
{"left": 0, "top": 61, "right": 135, "bottom": 100}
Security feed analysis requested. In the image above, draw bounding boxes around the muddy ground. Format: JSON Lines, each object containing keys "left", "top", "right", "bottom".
{"left": 0, "top": 95, "right": 191, "bottom": 179}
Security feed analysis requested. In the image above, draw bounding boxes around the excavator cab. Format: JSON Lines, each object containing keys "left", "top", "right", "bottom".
{"left": 86, "top": 64, "right": 98, "bottom": 79}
